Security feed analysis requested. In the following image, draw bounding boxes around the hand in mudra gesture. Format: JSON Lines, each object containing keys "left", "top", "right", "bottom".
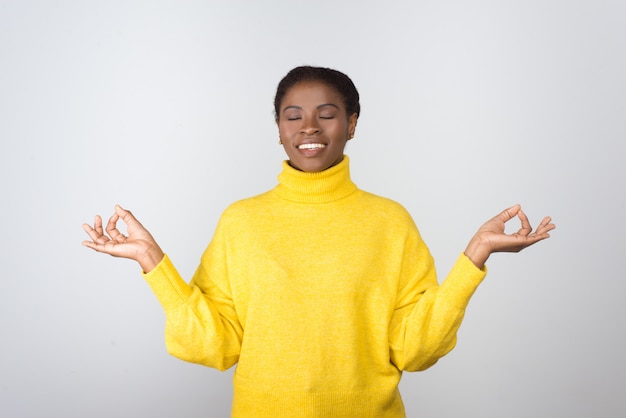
{"left": 82, "top": 205, "right": 164, "bottom": 272}
{"left": 465, "top": 204, "right": 555, "bottom": 268}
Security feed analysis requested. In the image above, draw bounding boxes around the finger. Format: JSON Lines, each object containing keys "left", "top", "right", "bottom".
{"left": 497, "top": 204, "right": 521, "bottom": 223}
{"left": 82, "top": 220, "right": 109, "bottom": 243}
{"left": 105, "top": 213, "right": 125, "bottom": 242}
{"left": 541, "top": 216, "right": 555, "bottom": 229}
{"left": 82, "top": 240, "right": 100, "bottom": 250}
{"left": 93, "top": 215, "right": 104, "bottom": 236}
{"left": 534, "top": 216, "right": 556, "bottom": 235}
{"left": 81, "top": 239, "right": 115, "bottom": 255}
{"left": 82, "top": 223, "right": 100, "bottom": 241}
{"left": 81, "top": 235, "right": 109, "bottom": 250}
{"left": 516, "top": 209, "right": 533, "bottom": 236}
{"left": 115, "top": 204, "right": 140, "bottom": 228}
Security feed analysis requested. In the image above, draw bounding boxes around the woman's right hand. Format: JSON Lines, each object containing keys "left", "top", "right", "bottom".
{"left": 82, "top": 205, "right": 164, "bottom": 273}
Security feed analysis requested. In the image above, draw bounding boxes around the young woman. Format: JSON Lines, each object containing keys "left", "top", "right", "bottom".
{"left": 82, "top": 66, "right": 555, "bottom": 417}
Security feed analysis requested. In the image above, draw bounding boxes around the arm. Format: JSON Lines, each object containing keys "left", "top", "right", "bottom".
{"left": 389, "top": 246, "right": 485, "bottom": 372}
{"left": 390, "top": 205, "right": 554, "bottom": 371}
{"left": 82, "top": 205, "right": 242, "bottom": 370}
{"left": 143, "top": 254, "right": 242, "bottom": 370}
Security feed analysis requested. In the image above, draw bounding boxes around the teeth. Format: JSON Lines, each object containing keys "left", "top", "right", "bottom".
{"left": 298, "top": 143, "right": 326, "bottom": 150}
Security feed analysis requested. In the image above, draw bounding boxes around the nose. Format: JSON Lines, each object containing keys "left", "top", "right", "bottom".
{"left": 300, "top": 116, "right": 321, "bottom": 135}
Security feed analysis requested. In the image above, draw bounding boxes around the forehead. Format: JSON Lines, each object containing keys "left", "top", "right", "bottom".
{"left": 281, "top": 80, "right": 344, "bottom": 109}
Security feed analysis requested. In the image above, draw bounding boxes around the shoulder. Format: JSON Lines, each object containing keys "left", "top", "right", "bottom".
{"left": 216, "top": 191, "right": 274, "bottom": 225}
{"left": 343, "top": 190, "right": 423, "bottom": 241}
{"left": 355, "top": 190, "right": 415, "bottom": 222}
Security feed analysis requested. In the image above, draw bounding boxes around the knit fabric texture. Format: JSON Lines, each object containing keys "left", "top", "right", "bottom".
{"left": 143, "top": 156, "right": 486, "bottom": 417}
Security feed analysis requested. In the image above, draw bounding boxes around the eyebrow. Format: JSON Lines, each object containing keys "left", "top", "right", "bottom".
{"left": 282, "top": 103, "right": 340, "bottom": 113}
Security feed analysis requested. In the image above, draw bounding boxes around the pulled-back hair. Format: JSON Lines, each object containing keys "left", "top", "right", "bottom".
{"left": 274, "top": 66, "right": 360, "bottom": 121}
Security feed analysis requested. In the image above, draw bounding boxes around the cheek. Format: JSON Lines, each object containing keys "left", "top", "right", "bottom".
{"left": 331, "top": 121, "right": 350, "bottom": 137}
{"left": 278, "top": 126, "right": 294, "bottom": 147}
{"left": 277, "top": 122, "right": 291, "bottom": 138}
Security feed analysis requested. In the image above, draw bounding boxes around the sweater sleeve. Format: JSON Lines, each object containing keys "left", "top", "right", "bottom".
{"left": 388, "top": 227, "right": 486, "bottom": 372}
{"left": 142, "top": 220, "right": 243, "bottom": 371}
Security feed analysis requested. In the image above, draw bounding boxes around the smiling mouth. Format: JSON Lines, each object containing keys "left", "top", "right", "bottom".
{"left": 297, "top": 143, "right": 326, "bottom": 150}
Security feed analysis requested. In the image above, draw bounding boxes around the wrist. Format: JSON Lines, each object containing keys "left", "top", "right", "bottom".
{"left": 138, "top": 246, "right": 165, "bottom": 273}
{"left": 464, "top": 236, "right": 490, "bottom": 269}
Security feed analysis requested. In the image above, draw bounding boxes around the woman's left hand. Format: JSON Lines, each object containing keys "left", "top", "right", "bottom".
{"left": 464, "top": 204, "right": 555, "bottom": 268}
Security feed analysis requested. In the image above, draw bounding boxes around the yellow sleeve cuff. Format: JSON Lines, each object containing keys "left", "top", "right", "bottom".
{"left": 439, "top": 253, "right": 488, "bottom": 309}
{"left": 142, "top": 254, "right": 193, "bottom": 312}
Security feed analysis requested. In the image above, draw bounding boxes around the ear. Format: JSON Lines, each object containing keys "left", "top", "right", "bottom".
{"left": 348, "top": 113, "right": 358, "bottom": 139}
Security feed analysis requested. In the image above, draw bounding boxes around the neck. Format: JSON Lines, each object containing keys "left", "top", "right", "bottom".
{"left": 274, "top": 156, "right": 357, "bottom": 203}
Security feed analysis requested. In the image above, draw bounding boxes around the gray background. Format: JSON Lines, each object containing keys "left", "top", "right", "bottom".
{"left": 1, "top": 0, "right": 624, "bottom": 417}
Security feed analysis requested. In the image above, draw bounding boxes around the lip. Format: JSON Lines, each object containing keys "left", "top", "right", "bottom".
{"left": 296, "top": 143, "right": 326, "bottom": 150}
{"left": 295, "top": 142, "right": 327, "bottom": 157}
{"left": 296, "top": 136, "right": 327, "bottom": 145}
{"left": 295, "top": 138, "right": 327, "bottom": 150}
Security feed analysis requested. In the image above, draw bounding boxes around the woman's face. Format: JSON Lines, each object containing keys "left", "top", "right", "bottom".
{"left": 277, "top": 80, "right": 357, "bottom": 172}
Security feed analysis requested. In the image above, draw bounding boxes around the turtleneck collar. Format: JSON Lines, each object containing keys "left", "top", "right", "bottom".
{"left": 273, "top": 155, "right": 358, "bottom": 203}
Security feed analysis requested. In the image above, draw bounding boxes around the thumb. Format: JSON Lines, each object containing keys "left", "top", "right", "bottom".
{"left": 114, "top": 204, "right": 136, "bottom": 225}
{"left": 498, "top": 204, "right": 521, "bottom": 222}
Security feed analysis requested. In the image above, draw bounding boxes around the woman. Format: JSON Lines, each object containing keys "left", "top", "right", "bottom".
{"left": 82, "top": 66, "right": 555, "bottom": 417}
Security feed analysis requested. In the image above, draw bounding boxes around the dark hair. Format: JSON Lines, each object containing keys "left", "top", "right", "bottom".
{"left": 274, "top": 66, "right": 360, "bottom": 121}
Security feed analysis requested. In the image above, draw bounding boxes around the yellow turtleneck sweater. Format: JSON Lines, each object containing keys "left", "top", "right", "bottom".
{"left": 143, "top": 156, "right": 486, "bottom": 417}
